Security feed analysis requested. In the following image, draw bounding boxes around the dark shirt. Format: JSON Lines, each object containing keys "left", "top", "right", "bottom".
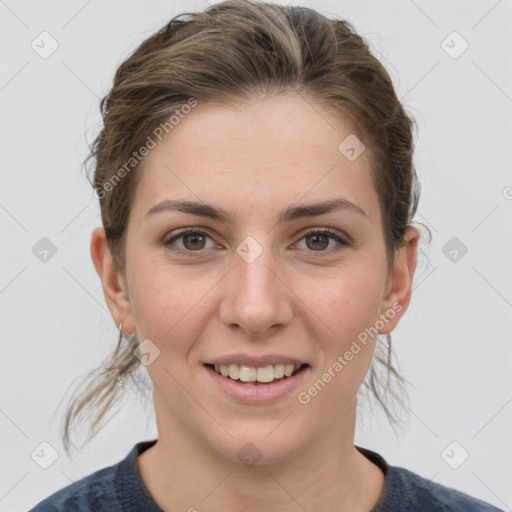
{"left": 28, "top": 439, "right": 503, "bottom": 511}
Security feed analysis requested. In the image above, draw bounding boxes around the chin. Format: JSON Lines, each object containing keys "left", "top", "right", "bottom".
{"left": 208, "top": 426, "right": 307, "bottom": 468}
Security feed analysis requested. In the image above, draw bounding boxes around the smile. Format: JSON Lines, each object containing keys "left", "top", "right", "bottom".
{"left": 203, "top": 362, "right": 311, "bottom": 404}
{"left": 206, "top": 363, "right": 309, "bottom": 384}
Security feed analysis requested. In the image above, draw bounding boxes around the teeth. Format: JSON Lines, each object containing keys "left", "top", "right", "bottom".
{"left": 284, "top": 364, "right": 295, "bottom": 377}
{"left": 228, "top": 363, "right": 239, "bottom": 380}
{"left": 213, "top": 363, "right": 303, "bottom": 383}
{"left": 256, "top": 366, "right": 274, "bottom": 383}
{"left": 274, "top": 364, "right": 285, "bottom": 379}
{"left": 239, "top": 365, "right": 256, "bottom": 382}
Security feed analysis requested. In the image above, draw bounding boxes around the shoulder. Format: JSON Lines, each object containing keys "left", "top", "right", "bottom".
{"left": 28, "top": 464, "right": 119, "bottom": 511}
{"left": 28, "top": 440, "right": 158, "bottom": 512}
{"left": 355, "top": 446, "right": 502, "bottom": 512}
{"left": 380, "top": 465, "right": 503, "bottom": 511}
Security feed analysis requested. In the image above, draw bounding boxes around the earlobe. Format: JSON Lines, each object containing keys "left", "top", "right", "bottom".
{"left": 90, "top": 227, "right": 135, "bottom": 334}
{"left": 377, "top": 226, "right": 420, "bottom": 335}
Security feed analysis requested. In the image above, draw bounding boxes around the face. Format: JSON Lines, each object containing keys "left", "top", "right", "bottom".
{"left": 97, "top": 93, "right": 417, "bottom": 465}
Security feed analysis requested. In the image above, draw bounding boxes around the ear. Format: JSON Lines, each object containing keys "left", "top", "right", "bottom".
{"left": 90, "top": 227, "right": 135, "bottom": 334}
{"left": 377, "top": 226, "right": 420, "bottom": 335}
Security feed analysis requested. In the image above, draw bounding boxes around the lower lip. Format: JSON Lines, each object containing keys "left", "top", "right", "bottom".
{"left": 203, "top": 364, "right": 311, "bottom": 404}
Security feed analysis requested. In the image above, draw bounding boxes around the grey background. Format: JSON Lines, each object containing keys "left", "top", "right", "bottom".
{"left": 1, "top": 0, "right": 511, "bottom": 510}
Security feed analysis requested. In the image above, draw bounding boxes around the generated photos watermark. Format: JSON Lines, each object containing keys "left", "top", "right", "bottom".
{"left": 94, "top": 97, "right": 198, "bottom": 200}
{"left": 297, "top": 302, "right": 402, "bottom": 405}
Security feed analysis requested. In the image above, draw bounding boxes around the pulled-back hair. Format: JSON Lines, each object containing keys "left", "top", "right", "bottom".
{"left": 61, "top": 0, "right": 430, "bottom": 456}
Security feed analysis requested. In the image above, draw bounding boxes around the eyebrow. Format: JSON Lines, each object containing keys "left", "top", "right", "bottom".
{"left": 144, "top": 197, "right": 367, "bottom": 224}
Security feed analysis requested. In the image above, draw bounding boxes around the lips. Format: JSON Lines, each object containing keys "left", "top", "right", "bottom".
{"left": 203, "top": 362, "right": 311, "bottom": 403}
{"left": 203, "top": 353, "right": 310, "bottom": 385}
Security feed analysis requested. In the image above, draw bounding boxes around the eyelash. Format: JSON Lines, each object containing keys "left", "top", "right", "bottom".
{"left": 163, "top": 227, "right": 351, "bottom": 257}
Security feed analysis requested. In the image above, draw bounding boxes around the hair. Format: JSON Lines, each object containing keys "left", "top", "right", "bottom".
{"left": 61, "top": 0, "right": 431, "bottom": 456}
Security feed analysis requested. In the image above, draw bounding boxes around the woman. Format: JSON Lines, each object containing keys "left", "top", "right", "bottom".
{"left": 29, "top": 0, "right": 501, "bottom": 510}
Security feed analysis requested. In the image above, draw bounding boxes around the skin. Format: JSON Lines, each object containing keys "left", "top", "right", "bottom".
{"left": 91, "top": 92, "right": 419, "bottom": 511}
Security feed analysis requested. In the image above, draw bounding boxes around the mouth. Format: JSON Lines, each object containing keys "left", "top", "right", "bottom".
{"left": 203, "top": 362, "right": 310, "bottom": 385}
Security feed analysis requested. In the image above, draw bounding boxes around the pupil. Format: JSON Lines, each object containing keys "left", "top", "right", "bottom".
{"left": 184, "top": 233, "right": 204, "bottom": 250}
{"left": 307, "top": 234, "right": 328, "bottom": 250}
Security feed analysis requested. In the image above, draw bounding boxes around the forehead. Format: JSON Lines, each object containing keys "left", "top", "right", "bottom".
{"left": 132, "top": 93, "right": 379, "bottom": 225}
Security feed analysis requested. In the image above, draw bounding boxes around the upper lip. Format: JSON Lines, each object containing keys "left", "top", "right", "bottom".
{"left": 205, "top": 354, "right": 309, "bottom": 367}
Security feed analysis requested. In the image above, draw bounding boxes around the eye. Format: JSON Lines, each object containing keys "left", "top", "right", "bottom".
{"left": 295, "top": 228, "right": 350, "bottom": 253}
{"left": 163, "top": 227, "right": 351, "bottom": 256}
{"left": 164, "top": 228, "right": 217, "bottom": 254}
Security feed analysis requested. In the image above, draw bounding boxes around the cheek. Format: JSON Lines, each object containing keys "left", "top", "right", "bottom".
{"left": 315, "top": 264, "right": 385, "bottom": 342}
{"left": 128, "top": 259, "right": 217, "bottom": 350}
{"left": 297, "top": 271, "right": 384, "bottom": 417}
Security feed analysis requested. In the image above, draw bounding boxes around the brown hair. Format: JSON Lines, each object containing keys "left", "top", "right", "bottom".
{"left": 61, "top": 0, "right": 430, "bottom": 456}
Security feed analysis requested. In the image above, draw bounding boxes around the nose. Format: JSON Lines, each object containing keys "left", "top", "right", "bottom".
{"left": 219, "top": 243, "right": 293, "bottom": 338}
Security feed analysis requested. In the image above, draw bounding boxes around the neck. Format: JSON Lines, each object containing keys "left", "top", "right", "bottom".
{"left": 137, "top": 394, "right": 385, "bottom": 512}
